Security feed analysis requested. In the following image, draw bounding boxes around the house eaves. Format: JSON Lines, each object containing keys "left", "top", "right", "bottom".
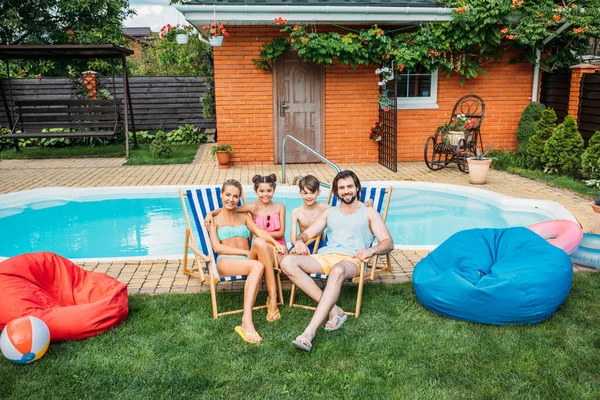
{"left": 175, "top": 1, "right": 453, "bottom": 26}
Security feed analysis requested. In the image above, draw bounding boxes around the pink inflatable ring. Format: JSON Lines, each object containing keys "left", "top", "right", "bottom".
{"left": 527, "top": 220, "right": 583, "bottom": 255}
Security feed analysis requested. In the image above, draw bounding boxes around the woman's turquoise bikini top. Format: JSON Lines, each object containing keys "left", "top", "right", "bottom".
{"left": 217, "top": 212, "right": 250, "bottom": 241}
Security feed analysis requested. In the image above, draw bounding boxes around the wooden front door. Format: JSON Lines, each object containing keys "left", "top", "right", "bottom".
{"left": 274, "top": 52, "right": 323, "bottom": 163}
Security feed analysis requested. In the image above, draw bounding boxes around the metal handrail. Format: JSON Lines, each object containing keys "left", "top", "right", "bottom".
{"left": 281, "top": 135, "right": 340, "bottom": 185}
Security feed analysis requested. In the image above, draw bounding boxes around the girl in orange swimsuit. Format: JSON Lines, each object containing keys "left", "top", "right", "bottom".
{"left": 208, "top": 179, "right": 287, "bottom": 344}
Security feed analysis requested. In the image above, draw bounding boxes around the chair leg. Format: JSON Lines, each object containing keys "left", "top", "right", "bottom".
{"left": 289, "top": 283, "right": 297, "bottom": 307}
{"left": 385, "top": 253, "right": 391, "bottom": 272}
{"left": 355, "top": 263, "right": 366, "bottom": 318}
{"left": 182, "top": 229, "right": 190, "bottom": 275}
{"left": 209, "top": 278, "right": 219, "bottom": 319}
{"left": 277, "top": 273, "right": 284, "bottom": 306}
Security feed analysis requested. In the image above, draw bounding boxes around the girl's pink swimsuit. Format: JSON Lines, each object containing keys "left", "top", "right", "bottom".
{"left": 254, "top": 208, "right": 286, "bottom": 245}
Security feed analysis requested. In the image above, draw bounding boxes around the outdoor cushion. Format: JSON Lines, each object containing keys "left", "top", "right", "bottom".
{"left": 0, "top": 252, "right": 128, "bottom": 341}
{"left": 413, "top": 227, "right": 573, "bottom": 325}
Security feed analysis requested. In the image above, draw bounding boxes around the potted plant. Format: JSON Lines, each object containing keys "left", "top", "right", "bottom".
{"left": 160, "top": 24, "right": 191, "bottom": 45}
{"left": 211, "top": 144, "right": 233, "bottom": 169}
{"left": 466, "top": 144, "right": 495, "bottom": 184}
{"left": 441, "top": 114, "right": 478, "bottom": 146}
{"left": 378, "top": 94, "right": 390, "bottom": 112}
{"left": 370, "top": 121, "right": 384, "bottom": 142}
{"left": 201, "top": 23, "right": 230, "bottom": 46}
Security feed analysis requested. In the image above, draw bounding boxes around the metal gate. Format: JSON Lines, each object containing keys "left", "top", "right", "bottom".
{"left": 378, "top": 74, "right": 397, "bottom": 172}
{"left": 578, "top": 71, "right": 600, "bottom": 144}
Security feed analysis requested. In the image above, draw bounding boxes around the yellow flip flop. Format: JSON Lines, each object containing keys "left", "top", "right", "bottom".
{"left": 266, "top": 299, "right": 281, "bottom": 322}
{"left": 234, "top": 326, "right": 262, "bottom": 344}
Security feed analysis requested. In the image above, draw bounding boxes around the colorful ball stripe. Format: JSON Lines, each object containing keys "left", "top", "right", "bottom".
{"left": 0, "top": 316, "right": 50, "bottom": 364}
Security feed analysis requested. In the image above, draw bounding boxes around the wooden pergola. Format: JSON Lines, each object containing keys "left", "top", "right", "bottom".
{"left": 0, "top": 44, "right": 136, "bottom": 157}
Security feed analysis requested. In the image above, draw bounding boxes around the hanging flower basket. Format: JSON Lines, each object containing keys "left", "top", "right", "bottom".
{"left": 176, "top": 34, "right": 189, "bottom": 45}
{"left": 209, "top": 35, "right": 224, "bottom": 46}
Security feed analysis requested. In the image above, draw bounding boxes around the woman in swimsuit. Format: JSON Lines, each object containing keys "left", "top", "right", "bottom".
{"left": 206, "top": 174, "right": 287, "bottom": 323}
{"left": 208, "top": 179, "right": 286, "bottom": 344}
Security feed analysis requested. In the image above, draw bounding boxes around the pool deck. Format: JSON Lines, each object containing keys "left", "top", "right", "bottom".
{"left": 0, "top": 144, "right": 596, "bottom": 295}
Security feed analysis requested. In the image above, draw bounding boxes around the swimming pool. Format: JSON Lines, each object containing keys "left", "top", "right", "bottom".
{"left": 0, "top": 183, "right": 577, "bottom": 261}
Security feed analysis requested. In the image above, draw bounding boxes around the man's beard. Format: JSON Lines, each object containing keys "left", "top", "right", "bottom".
{"left": 339, "top": 194, "right": 356, "bottom": 205}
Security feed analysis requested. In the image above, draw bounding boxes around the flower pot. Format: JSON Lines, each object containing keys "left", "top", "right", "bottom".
{"left": 591, "top": 201, "right": 600, "bottom": 234}
{"left": 467, "top": 157, "right": 493, "bottom": 184}
{"left": 443, "top": 130, "right": 465, "bottom": 146}
{"left": 209, "top": 35, "right": 224, "bottom": 46}
{"left": 176, "top": 34, "right": 189, "bottom": 45}
{"left": 374, "top": 136, "right": 382, "bottom": 142}
{"left": 216, "top": 150, "right": 231, "bottom": 169}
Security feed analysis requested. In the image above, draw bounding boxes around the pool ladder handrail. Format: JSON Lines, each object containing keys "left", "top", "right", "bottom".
{"left": 281, "top": 135, "right": 340, "bottom": 189}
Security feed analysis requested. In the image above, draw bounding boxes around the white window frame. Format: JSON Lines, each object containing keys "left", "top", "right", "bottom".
{"left": 396, "top": 69, "right": 439, "bottom": 109}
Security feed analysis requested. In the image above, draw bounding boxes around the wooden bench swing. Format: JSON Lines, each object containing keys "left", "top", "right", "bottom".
{"left": 0, "top": 44, "right": 137, "bottom": 157}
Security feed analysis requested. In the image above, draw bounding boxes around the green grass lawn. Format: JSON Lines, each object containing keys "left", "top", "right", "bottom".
{"left": 0, "top": 144, "right": 200, "bottom": 165}
{"left": 1, "top": 273, "right": 600, "bottom": 398}
{"left": 491, "top": 152, "right": 599, "bottom": 201}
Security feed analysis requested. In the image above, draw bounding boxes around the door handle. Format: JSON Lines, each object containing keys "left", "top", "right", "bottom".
{"left": 279, "top": 99, "right": 289, "bottom": 117}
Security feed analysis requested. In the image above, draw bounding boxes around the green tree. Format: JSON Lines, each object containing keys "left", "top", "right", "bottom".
{"left": 542, "top": 115, "right": 584, "bottom": 176}
{"left": 581, "top": 131, "right": 600, "bottom": 178}
{"left": 517, "top": 101, "right": 545, "bottom": 153}
{"left": 0, "top": 0, "right": 134, "bottom": 45}
{"left": 526, "top": 107, "right": 557, "bottom": 169}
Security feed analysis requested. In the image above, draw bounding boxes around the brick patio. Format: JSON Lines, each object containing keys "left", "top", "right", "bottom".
{"left": 0, "top": 144, "right": 595, "bottom": 295}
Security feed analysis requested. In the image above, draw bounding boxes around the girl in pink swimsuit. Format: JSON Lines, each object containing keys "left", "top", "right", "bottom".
{"left": 249, "top": 174, "right": 287, "bottom": 247}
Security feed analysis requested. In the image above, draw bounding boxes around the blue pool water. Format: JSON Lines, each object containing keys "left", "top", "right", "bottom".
{"left": 0, "top": 186, "right": 561, "bottom": 260}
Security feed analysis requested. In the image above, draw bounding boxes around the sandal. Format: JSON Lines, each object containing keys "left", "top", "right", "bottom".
{"left": 266, "top": 299, "right": 281, "bottom": 322}
{"left": 234, "top": 326, "right": 262, "bottom": 344}
{"left": 292, "top": 336, "right": 312, "bottom": 352}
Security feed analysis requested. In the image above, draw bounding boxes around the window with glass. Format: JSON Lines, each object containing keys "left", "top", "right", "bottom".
{"left": 396, "top": 68, "right": 438, "bottom": 109}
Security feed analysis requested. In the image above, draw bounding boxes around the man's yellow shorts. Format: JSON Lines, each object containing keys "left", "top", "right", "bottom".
{"left": 310, "top": 253, "right": 362, "bottom": 275}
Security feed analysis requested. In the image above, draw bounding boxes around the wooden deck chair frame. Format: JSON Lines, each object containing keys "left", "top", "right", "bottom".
{"left": 179, "top": 187, "right": 284, "bottom": 319}
{"left": 288, "top": 186, "right": 393, "bottom": 318}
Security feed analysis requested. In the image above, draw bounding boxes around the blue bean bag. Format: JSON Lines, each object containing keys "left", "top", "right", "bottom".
{"left": 413, "top": 227, "right": 573, "bottom": 325}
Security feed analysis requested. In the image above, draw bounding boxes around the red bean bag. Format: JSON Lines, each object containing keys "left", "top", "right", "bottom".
{"left": 0, "top": 252, "right": 128, "bottom": 341}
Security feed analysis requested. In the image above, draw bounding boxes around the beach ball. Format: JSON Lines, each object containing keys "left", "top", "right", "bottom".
{"left": 0, "top": 316, "right": 50, "bottom": 364}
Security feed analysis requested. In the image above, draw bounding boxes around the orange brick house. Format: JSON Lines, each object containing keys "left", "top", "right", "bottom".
{"left": 177, "top": 1, "right": 540, "bottom": 166}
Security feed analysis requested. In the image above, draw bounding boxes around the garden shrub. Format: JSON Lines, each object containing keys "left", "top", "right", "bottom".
{"left": 150, "top": 131, "right": 172, "bottom": 158}
{"left": 526, "top": 108, "right": 557, "bottom": 170}
{"left": 516, "top": 101, "right": 545, "bottom": 153}
{"left": 167, "top": 124, "right": 206, "bottom": 144}
{"left": 542, "top": 115, "right": 584, "bottom": 176}
{"left": 129, "top": 131, "right": 154, "bottom": 144}
{"left": 581, "top": 131, "right": 600, "bottom": 178}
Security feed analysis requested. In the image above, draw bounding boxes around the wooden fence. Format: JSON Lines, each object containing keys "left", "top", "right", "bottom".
{"left": 578, "top": 71, "right": 600, "bottom": 142}
{"left": 0, "top": 76, "right": 215, "bottom": 133}
{"left": 539, "top": 70, "right": 570, "bottom": 123}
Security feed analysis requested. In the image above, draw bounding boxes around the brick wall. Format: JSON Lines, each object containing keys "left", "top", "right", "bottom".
{"left": 214, "top": 27, "right": 535, "bottom": 164}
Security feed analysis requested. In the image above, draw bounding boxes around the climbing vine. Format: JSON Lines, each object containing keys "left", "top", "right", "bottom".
{"left": 253, "top": 0, "right": 600, "bottom": 80}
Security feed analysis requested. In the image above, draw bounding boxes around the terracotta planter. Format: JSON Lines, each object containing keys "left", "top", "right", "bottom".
{"left": 591, "top": 201, "right": 600, "bottom": 234}
{"left": 467, "top": 157, "right": 493, "bottom": 184}
{"left": 216, "top": 151, "right": 231, "bottom": 169}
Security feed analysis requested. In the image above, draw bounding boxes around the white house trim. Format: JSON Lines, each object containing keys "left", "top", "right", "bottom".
{"left": 175, "top": 5, "right": 453, "bottom": 25}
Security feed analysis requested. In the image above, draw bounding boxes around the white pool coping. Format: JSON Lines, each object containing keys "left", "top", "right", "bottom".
{"left": 0, "top": 182, "right": 579, "bottom": 262}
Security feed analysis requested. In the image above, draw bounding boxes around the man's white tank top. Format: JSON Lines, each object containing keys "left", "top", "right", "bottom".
{"left": 318, "top": 203, "right": 374, "bottom": 256}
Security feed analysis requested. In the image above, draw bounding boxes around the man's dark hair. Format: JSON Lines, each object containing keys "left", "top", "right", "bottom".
{"left": 332, "top": 170, "right": 361, "bottom": 201}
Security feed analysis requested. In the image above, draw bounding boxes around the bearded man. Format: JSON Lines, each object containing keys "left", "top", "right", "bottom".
{"left": 281, "top": 170, "right": 393, "bottom": 352}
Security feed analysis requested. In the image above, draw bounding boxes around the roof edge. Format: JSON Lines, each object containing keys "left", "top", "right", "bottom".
{"left": 175, "top": 4, "right": 453, "bottom": 25}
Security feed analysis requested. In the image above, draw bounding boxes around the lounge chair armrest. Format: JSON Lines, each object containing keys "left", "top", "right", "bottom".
{"left": 188, "top": 244, "right": 211, "bottom": 263}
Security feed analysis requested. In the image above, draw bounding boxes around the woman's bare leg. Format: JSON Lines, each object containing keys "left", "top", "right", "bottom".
{"left": 249, "top": 238, "right": 278, "bottom": 315}
{"left": 218, "top": 258, "right": 265, "bottom": 342}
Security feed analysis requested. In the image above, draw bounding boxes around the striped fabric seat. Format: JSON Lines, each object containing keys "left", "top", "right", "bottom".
{"left": 185, "top": 187, "right": 246, "bottom": 282}
{"left": 179, "top": 186, "right": 283, "bottom": 319}
{"left": 289, "top": 185, "right": 393, "bottom": 318}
